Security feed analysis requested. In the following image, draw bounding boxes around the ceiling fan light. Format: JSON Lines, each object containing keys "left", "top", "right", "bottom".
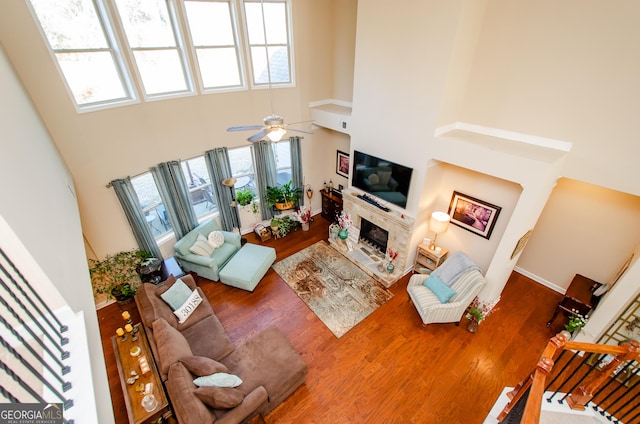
{"left": 267, "top": 127, "right": 287, "bottom": 142}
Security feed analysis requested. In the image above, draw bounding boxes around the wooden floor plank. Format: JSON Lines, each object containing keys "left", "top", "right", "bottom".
{"left": 97, "top": 217, "right": 563, "bottom": 424}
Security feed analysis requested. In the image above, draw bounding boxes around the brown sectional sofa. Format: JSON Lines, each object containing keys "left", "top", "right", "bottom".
{"left": 135, "top": 274, "right": 308, "bottom": 424}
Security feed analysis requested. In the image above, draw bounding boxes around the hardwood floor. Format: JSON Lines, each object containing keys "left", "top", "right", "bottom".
{"left": 97, "top": 217, "right": 565, "bottom": 424}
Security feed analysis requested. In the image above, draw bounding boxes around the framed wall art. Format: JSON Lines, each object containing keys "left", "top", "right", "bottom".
{"left": 448, "top": 191, "right": 502, "bottom": 239}
{"left": 336, "top": 150, "right": 349, "bottom": 178}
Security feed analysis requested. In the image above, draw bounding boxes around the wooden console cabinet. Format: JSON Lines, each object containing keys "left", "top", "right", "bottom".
{"left": 321, "top": 190, "right": 343, "bottom": 223}
{"left": 112, "top": 324, "right": 172, "bottom": 424}
{"left": 413, "top": 243, "right": 448, "bottom": 274}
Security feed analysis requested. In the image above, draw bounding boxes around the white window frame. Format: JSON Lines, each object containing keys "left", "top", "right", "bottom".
{"left": 25, "top": 0, "right": 139, "bottom": 113}
{"left": 228, "top": 145, "right": 257, "bottom": 196}
{"left": 181, "top": 155, "right": 219, "bottom": 221}
{"left": 180, "top": 0, "right": 247, "bottom": 93}
{"left": 110, "top": 0, "right": 196, "bottom": 101}
{"left": 272, "top": 139, "right": 291, "bottom": 186}
{"left": 240, "top": 0, "right": 295, "bottom": 89}
{"left": 131, "top": 172, "right": 174, "bottom": 240}
{"left": 26, "top": 0, "right": 296, "bottom": 111}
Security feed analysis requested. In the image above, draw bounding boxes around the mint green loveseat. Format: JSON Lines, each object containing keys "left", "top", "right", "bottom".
{"left": 174, "top": 220, "right": 241, "bottom": 281}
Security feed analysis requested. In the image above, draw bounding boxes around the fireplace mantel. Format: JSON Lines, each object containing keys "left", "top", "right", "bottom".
{"left": 332, "top": 189, "right": 416, "bottom": 286}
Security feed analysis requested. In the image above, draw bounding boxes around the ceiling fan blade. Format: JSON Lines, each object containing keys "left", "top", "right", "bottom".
{"left": 247, "top": 129, "right": 269, "bottom": 143}
{"left": 227, "top": 125, "right": 264, "bottom": 132}
{"left": 287, "top": 128, "right": 314, "bottom": 134}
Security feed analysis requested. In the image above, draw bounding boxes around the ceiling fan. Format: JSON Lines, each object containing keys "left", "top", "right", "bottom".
{"left": 226, "top": 0, "right": 312, "bottom": 143}
{"left": 227, "top": 114, "right": 313, "bottom": 143}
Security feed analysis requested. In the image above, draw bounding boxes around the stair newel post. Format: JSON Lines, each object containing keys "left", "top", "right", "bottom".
{"left": 497, "top": 333, "right": 567, "bottom": 422}
{"left": 566, "top": 340, "right": 640, "bottom": 410}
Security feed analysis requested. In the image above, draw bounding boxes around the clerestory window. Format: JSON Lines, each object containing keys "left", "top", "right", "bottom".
{"left": 26, "top": 0, "right": 137, "bottom": 111}
{"left": 243, "top": 0, "right": 292, "bottom": 87}
{"left": 112, "top": 0, "right": 193, "bottom": 98}
{"left": 26, "top": 0, "right": 294, "bottom": 110}
{"left": 182, "top": 0, "right": 244, "bottom": 91}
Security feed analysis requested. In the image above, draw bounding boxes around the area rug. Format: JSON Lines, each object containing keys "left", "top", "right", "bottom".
{"left": 272, "top": 241, "right": 393, "bottom": 338}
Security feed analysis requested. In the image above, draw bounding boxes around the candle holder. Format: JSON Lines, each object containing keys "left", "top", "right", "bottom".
{"left": 116, "top": 327, "right": 127, "bottom": 342}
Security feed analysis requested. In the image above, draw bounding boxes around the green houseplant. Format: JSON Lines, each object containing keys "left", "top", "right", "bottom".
{"left": 89, "top": 249, "right": 150, "bottom": 303}
{"left": 269, "top": 216, "right": 300, "bottom": 237}
{"left": 236, "top": 188, "right": 254, "bottom": 207}
{"left": 264, "top": 181, "right": 301, "bottom": 210}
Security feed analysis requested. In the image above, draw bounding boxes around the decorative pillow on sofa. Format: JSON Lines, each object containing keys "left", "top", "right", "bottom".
{"left": 160, "top": 278, "right": 192, "bottom": 310}
{"left": 207, "top": 231, "right": 225, "bottom": 249}
{"left": 152, "top": 318, "right": 193, "bottom": 376}
{"left": 194, "top": 386, "right": 245, "bottom": 409}
{"left": 173, "top": 289, "right": 203, "bottom": 324}
{"left": 193, "top": 372, "right": 243, "bottom": 388}
{"left": 189, "top": 234, "right": 215, "bottom": 257}
{"left": 423, "top": 273, "right": 457, "bottom": 304}
{"left": 180, "top": 356, "right": 229, "bottom": 376}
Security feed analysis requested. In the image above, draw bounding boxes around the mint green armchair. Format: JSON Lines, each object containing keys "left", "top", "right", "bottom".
{"left": 174, "top": 220, "right": 241, "bottom": 281}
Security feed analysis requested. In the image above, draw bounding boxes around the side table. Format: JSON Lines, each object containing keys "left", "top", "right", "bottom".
{"left": 160, "top": 257, "right": 185, "bottom": 281}
{"left": 413, "top": 243, "right": 448, "bottom": 274}
{"left": 112, "top": 324, "right": 172, "bottom": 424}
{"left": 546, "top": 274, "right": 602, "bottom": 328}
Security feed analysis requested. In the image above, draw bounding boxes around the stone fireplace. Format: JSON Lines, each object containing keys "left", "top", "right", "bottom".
{"left": 359, "top": 218, "right": 389, "bottom": 253}
{"left": 329, "top": 189, "right": 415, "bottom": 287}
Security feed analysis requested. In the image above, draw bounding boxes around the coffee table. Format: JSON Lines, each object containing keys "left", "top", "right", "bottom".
{"left": 112, "top": 324, "right": 172, "bottom": 424}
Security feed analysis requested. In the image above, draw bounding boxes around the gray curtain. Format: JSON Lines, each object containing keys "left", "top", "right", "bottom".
{"left": 110, "top": 178, "right": 163, "bottom": 259}
{"left": 252, "top": 140, "right": 277, "bottom": 220}
{"left": 204, "top": 148, "right": 237, "bottom": 231}
{"left": 290, "top": 136, "right": 304, "bottom": 197}
{"left": 150, "top": 161, "right": 198, "bottom": 239}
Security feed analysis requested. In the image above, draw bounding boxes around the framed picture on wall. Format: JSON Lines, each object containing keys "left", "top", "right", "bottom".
{"left": 336, "top": 150, "right": 349, "bottom": 178}
{"left": 448, "top": 191, "right": 502, "bottom": 239}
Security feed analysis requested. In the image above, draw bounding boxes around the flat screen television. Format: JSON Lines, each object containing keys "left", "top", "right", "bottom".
{"left": 351, "top": 150, "right": 413, "bottom": 209}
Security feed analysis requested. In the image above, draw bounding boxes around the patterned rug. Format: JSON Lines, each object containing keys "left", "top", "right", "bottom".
{"left": 272, "top": 241, "right": 393, "bottom": 338}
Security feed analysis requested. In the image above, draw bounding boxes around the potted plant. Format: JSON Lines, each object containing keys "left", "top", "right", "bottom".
{"left": 236, "top": 188, "right": 254, "bottom": 207}
{"left": 464, "top": 297, "right": 500, "bottom": 333}
{"left": 89, "top": 249, "right": 150, "bottom": 304}
{"left": 264, "top": 181, "right": 301, "bottom": 210}
{"left": 269, "top": 216, "right": 299, "bottom": 237}
{"left": 563, "top": 313, "right": 587, "bottom": 339}
{"left": 294, "top": 206, "right": 312, "bottom": 231}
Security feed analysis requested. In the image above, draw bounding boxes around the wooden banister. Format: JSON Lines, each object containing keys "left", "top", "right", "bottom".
{"left": 498, "top": 335, "right": 640, "bottom": 423}
{"left": 566, "top": 339, "right": 640, "bottom": 410}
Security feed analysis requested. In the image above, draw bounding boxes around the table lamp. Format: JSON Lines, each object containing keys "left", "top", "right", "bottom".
{"left": 429, "top": 211, "right": 450, "bottom": 250}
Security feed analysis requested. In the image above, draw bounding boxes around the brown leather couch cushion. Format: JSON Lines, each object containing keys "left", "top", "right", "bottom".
{"left": 180, "top": 356, "right": 229, "bottom": 376}
{"left": 153, "top": 318, "right": 193, "bottom": 377}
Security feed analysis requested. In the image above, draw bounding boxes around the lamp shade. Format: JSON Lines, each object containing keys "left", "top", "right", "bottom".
{"left": 267, "top": 127, "right": 287, "bottom": 142}
{"left": 430, "top": 211, "right": 450, "bottom": 234}
{"left": 221, "top": 177, "right": 237, "bottom": 188}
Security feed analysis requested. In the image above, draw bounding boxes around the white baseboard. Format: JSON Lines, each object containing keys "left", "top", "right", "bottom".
{"left": 514, "top": 266, "right": 566, "bottom": 295}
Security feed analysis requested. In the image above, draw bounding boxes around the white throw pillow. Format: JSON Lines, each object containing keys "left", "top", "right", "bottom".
{"left": 173, "top": 289, "right": 203, "bottom": 324}
{"left": 207, "top": 231, "right": 225, "bottom": 249}
{"left": 193, "top": 372, "right": 243, "bottom": 388}
{"left": 189, "top": 234, "right": 215, "bottom": 257}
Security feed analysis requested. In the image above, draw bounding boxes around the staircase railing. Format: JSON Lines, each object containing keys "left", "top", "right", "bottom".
{"left": 498, "top": 333, "right": 640, "bottom": 424}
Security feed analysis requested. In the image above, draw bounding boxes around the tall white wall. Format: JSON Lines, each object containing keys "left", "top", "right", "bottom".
{"left": 460, "top": 0, "right": 640, "bottom": 197}
{"left": 0, "top": 48, "right": 113, "bottom": 423}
